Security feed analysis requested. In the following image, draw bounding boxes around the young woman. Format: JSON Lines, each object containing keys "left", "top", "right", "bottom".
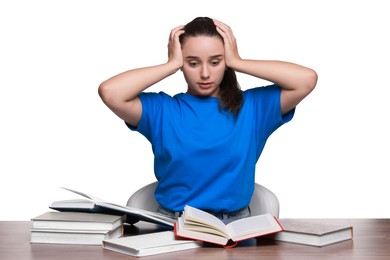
{"left": 98, "top": 17, "right": 317, "bottom": 220}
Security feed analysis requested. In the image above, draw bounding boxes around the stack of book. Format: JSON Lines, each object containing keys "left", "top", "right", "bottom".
{"left": 30, "top": 211, "right": 126, "bottom": 245}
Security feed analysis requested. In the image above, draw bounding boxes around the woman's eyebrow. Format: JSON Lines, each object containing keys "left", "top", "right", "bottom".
{"left": 210, "top": 54, "right": 223, "bottom": 59}
{"left": 185, "top": 54, "right": 223, "bottom": 59}
{"left": 185, "top": 56, "right": 200, "bottom": 60}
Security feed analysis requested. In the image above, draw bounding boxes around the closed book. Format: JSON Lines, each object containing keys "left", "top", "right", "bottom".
{"left": 30, "top": 225, "right": 123, "bottom": 245}
{"left": 102, "top": 231, "right": 202, "bottom": 257}
{"left": 269, "top": 219, "right": 353, "bottom": 246}
{"left": 31, "top": 211, "right": 125, "bottom": 231}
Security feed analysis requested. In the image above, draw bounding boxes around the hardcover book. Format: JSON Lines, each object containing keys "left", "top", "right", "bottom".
{"left": 30, "top": 226, "right": 123, "bottom": 245}
{"left": 174, "top": 205, "right": 283, "bottom": 247}
{"left": 30, "top": 211, "right": 125, "bottom": 245}
{"left": 103, "top": 231, "right": 202, "bottom": 257}
{"left": 31, "top": 211, "right": 125, "bottom": 230}
{"left": 269, "top": 219, "right": 353, "bottom": 246}
{"left": 50, "top": 187, "right": 175, "bottom": 227}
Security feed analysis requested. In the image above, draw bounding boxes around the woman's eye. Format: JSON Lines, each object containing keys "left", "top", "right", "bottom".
{"left": 211, "top": 60, "right": 220, "bottom": 66}
{"left": 189, "top": 61, "right": 198, "bottom": 67}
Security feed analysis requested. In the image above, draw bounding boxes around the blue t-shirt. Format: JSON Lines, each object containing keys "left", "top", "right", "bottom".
{"left": 127, "top": 84, "right": 294, "bottom": 212}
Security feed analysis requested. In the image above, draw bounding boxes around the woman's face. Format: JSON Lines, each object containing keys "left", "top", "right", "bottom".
{"left": 181, "top": 36, "right": 226, "bottom": 97}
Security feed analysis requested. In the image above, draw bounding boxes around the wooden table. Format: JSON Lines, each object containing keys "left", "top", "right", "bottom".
{"left": 0, "top": 219, "right": 389, "bottom": 259}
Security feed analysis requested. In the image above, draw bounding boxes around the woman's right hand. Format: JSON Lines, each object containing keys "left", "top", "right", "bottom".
{"left": 167, "top": 25, "right": 185, "bottom": 69}
{"left": 98, "top": 25, "right": 186, "bottom": 127}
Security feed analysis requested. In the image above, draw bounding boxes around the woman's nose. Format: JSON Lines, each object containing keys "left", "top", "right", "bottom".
{"left": 200, "top": 65, "right": 210, "bottom": 79}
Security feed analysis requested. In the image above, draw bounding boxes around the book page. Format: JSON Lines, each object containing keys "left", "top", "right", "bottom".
{"left": 60, "top": 187, "right": 170, "bottom": 220}
{"left": 58, "top": 187, "right": 175, "bottom": 227}
{"left": 61, "top": 187, "right": 107, "bottom": 203}
{"left": 50, "top": 199, "right": 95, "bottom": 208}
{"left": 97, "top": 202, "right": 175, "bottom": 225}
{"left": 184, "top": 206, "right": 228, "bottom": 236}
{"left": 226, "top": 214, "right": 281, "bottom": 240}
{"left": 181, "top": 219, "right": 228, "bottom": 238}
{"left": 176, "top": 217, "right": 229, "bottom": 245}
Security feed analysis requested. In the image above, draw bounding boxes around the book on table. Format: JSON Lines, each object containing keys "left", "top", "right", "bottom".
{"left": 49, "top": 187, "right": 175, "bottom": 227}
{"left": 30, "top": 211, "right": 125, "bottom": 245}
{"left": 174, "top": 205, "right": 283, "bottom": 247}
{"left": 30, "top": 226, "right": 123, "bottom": 245}
{"left": 268, "top": 219, "right": 353, "bottom": 246}
{"left": 31, "top": 211, "right": 125, "bottom": 230}
{"left": 103, "top": 231, "right": 202, "bottom": 257}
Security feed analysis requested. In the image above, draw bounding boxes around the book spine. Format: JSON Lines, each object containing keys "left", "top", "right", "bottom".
{"left": 274, "top": 216, "right": 285, "bottom": 232}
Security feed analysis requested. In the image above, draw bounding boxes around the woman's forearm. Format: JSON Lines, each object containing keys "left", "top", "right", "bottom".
{"left": 98, "top": 62, "right": 180, "bottom": 104}
{"left": 230, "top": 59, "right": 317, "bottom": 91}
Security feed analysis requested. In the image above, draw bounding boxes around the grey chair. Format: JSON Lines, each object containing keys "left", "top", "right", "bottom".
{"left": 127, "top": 182, "right": 279, "bottom": 218}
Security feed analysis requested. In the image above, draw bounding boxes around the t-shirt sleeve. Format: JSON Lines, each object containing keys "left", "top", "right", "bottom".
{"left": 249, "top": 84, "right": 295, "bottom": 139}
{"left": 125, "top": 92, "right": 165, "bottom": 144}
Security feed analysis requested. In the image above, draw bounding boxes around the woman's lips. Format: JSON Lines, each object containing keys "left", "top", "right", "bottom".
{"left": 198, "top": 82, "right": 212, "bottom": 89}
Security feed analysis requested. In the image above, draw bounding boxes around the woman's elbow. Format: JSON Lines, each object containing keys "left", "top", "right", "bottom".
{"left": 98, "top": 82, "right": 114, "bottom": 104}
{"left": 305, "top": 69, "right": 318, "bottom": 93}
{"left": 298, "top": 68, "right": 317, "bottom": 96}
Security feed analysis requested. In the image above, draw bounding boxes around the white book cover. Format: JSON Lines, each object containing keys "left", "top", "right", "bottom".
{"left": 103, "top": 231, "right": 202, "bottom": 257}
{"left": 30, "top": 225, "right": 123, "bottom": 245}
{"left": 270, "top": 219, "right": 353, "bottom": 246}
{"left": 31, "top": 211, "right": 125, "bottom": 230}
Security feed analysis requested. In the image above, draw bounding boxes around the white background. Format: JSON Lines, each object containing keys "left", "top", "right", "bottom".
{"left": 1, "top": 0, "right": 389, "bottom": 220}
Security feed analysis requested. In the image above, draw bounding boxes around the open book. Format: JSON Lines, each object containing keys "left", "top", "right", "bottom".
{"left": 174, "top": 205, "right": 283, "bottom": 247}
{"left": 49, "top": 187, "right": 175, "bottom": 227}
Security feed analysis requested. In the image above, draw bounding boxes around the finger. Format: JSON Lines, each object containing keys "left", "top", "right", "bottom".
{"left": 213, "top": 19, "right": 226, "bottom": 26}
{"left": 215, "top": 25, "right": 235, "bottom": 47}
{"left": 213, "top": 19, "right": 232, "bottom": 33}
{"left": 170, "top": 25, "right": 185, "bottom": 40}
{"left": 214, "top": 20, "right": 235, "bottom": 44}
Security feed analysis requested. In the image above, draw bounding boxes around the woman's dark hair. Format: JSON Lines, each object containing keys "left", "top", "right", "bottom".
{"left": 179, "top": 17, "right": 243, "bottom": 117}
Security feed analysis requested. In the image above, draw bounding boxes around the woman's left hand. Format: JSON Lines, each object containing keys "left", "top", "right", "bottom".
{"left": 213, "top": 19, "right": 241, "bottom": 68}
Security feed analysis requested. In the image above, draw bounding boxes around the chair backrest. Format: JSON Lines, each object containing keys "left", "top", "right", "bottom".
{"left": 127, "top": 182, "right": 160, "bottom": 212}
{"left": 249, "top": 183, "right": 279, "bottom": 217}
{"left": 127, "top": 182, "right": 279, "bottom": 217}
